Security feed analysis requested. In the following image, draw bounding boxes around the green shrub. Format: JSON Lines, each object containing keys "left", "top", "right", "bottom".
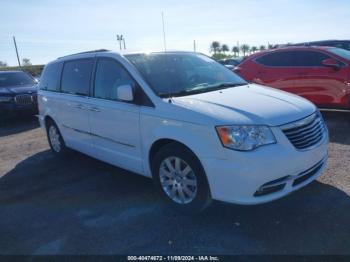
{"left": 211, "top": 53, "right": 233, "bottom": 61}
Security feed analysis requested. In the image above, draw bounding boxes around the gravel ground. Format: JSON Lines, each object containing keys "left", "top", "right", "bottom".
{"left": 0, "top": 111, "right": 349, "bottom": 255}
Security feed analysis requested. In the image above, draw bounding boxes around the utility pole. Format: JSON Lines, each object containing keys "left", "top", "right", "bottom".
{"left": 193, "top": 40, "right": 196, "bottom": 52}
{"left": 13, "top": 36, "right": 21, "bottom": 67}
{"left": 117, "top": 35, "right": 122, "bottom": 50}
{"left": 117, "top": 34, "right": 126, "bottom": 50}
{"left": 161, "top": 12, "right": 167, "bottom": 51}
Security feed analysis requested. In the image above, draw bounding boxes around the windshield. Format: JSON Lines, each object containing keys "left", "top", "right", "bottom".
{"left": 125, "top": 53, "right": 247, "bottom": 97}
{"left": 0, "top": 72, "right": 35, "bottom": 87}
{"left": 327, "top": 47, "right": 350, "bottom": 60}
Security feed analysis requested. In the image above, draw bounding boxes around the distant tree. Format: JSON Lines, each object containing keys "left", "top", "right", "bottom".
{"left": 232, "top": 46, "right": 239, "bottom": 57}
{"left": 221, "top": 44, "right": 229, "bottom": 54}
{"left": 259, "top": 45, "right": 266, "bottom": 51}
{"left": 211, "top": 53, "right": 231, "bottom": 60}
{"left": 210, "top": 41, "right": 221, "bottom": 54}
{"left": 0, "top": 61, "right": 8, "bottom": 67}
{"left": 268, "top": 44, "right": 274, "bottom": 49}
{"left": 251, "top": 46, "right": 258, "bottom": 53}
{"left": 22, "top": 58, "right": 32, "bottom": 66}
{"left": 240, "top": 44, "right": 250, "bottom": 57}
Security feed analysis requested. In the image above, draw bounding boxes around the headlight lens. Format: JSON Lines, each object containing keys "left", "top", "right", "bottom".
{"left": 216, "top": 125, "right": 276, "bottom": 151}
{"left": 0, "top": 96, "right": 12, "bottom": 102}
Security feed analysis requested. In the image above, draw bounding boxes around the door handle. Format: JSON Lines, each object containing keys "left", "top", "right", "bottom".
{"left": 89, "top": 107, "right": 100, "bottom": 112}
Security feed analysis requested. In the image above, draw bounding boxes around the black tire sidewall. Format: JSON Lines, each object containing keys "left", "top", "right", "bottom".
{"left": 152, "top": 143, "right": 212, "bottom": 213}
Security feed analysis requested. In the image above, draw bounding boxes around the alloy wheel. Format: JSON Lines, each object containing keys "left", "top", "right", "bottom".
{"left": 159, "top": 156, "right": 197, "bottom": 204}
{"left": 49, "top": 125, "right": 61, "bottom": 153}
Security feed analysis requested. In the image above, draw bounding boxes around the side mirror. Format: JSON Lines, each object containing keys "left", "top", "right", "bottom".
{"left": 322, "top": 58, "right": 340, "bottom": 70}
{"left": 117, "top": 84, "right": 134, "bottom": 102}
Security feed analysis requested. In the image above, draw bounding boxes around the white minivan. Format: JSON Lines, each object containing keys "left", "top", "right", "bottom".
{"left": 38, "top": 50, "right": 328, "bottom": 212}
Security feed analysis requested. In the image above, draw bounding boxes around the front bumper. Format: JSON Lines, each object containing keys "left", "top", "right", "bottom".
{"left": 201, "top": 126, "right": 328, "bottom": 205}
{"left": 0, "top": 101, "right": 38, "bottom": 117}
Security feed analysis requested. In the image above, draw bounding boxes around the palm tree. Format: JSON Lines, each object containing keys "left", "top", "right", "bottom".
{"left": 251, "top": 46, "right": 258, "bottom": 54}
{"left": 259, "top": 45, "right": 266, "bottom": 51}
{"left": 210, "top": 41, "right": 221, "bottom": 54}
{"left": 232, "top": 46, "right": 239, "bottom": 57}
{"left": 240, "top": 44, "right": 250, "bottom": 57}
{"left": 221, "top": 44, "right": 229, "bottom": 54}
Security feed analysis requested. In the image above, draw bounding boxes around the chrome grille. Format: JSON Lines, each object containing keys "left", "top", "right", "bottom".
{"left": 281, "top": 112, "right": 326, "bottom": 150}
{"left": 14, "top": 94, "right": 36, "bottom": 105}
{"left": 31, "top": 94, "right": 38, "bottom": 104}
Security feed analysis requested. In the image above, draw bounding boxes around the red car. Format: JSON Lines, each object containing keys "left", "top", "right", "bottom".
{"left": 235, "top": 46, "right": 350, "bottom": 110}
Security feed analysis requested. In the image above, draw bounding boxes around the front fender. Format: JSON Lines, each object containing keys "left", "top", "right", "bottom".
{"left": 140, "top": 114, "right": 227, "bottom": 177}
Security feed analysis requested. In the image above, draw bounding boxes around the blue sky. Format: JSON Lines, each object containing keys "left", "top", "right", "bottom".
{"left": 1, "top": 0, "right": 349, "bottom": 66}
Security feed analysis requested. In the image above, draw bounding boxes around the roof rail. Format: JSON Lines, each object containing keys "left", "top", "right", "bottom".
{"left": 57, "top": 49, "right": 110, "bottom": 59}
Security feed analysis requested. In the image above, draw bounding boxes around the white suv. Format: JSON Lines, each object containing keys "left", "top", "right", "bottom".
{"left": 38, "top": 50, "right": 328, "bottom": 212}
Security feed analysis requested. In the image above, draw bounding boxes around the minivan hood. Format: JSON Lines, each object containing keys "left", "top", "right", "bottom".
{"left": 172, "top": 84, "right": 316, "bottom": 126}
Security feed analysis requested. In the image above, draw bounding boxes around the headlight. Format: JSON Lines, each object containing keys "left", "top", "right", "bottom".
{"left": 216, "top": 125, "right": 276, "bottom": 151}
{"left": 0, "top": 96, "right": 12, "bottom": 102}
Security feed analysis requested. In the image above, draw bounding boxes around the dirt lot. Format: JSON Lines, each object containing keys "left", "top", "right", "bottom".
{"left": 0, "top": 111, "right": 349, "bottom": 255}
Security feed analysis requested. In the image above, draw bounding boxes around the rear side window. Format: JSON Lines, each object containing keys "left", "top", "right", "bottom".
{"left": 39, "top": 62, "right": 62, "bottom": 91}
{"left": 256, "top": 51, "right": 330, "bottom": 67}
{"left": 94, "top": 59, "right": 136, "bottom": 101}
{"left": 255, "top": 52, "right": 294, "bottom": 66}
{"left": 61, "top": 59, "right": 94, "bottom": 96}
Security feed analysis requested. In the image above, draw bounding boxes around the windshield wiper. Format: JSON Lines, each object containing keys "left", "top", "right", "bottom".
{"left": 205, "top": 82, "right": 247, "bottom": 90}
{"left": 158, "top": 82, "right": 247, "bottom": 98}
{"left": 159, "top": 89, "right": 193, "bottom": 98}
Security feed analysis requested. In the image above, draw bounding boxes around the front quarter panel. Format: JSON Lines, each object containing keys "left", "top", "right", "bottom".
{"left": 140, "top": 107, "right": 226, "bottom": 177}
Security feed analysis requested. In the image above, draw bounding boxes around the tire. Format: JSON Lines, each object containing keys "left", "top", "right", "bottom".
{"left": 46, "top": 120, "right": 68, "bottom": 156}
{"left": 151, "top": 142, "right": 212, "bottom": 213}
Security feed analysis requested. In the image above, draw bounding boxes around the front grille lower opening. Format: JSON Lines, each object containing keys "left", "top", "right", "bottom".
{"left": 292, "top": 161, "right": 323, "bottom": 186}
{"left": 254, "top": 175, "right": 289, "bottom": 197}
{"left": 254, "top": 184, "right": 286, "bottom": 197}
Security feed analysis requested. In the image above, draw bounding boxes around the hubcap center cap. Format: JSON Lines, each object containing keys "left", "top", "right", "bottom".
{"left": 174, "top": 173, "right": 182, "bottom": 183}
